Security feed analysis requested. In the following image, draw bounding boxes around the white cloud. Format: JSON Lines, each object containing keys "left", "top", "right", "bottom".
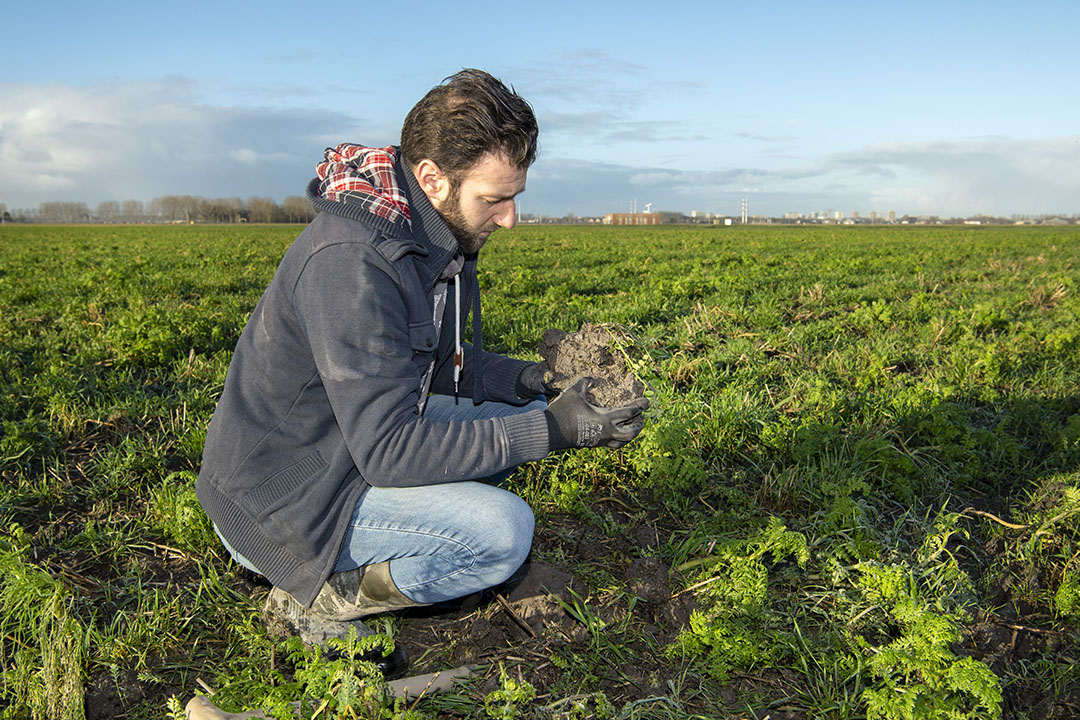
{"left": 0, "top": 80, "right": 365, "bottom": 207}
{"left": 817, "top": 136, "right": 1080, "bottom": 215}
{"left": 528, "top": 135, "right": 1080, "bottom": 217}
{"left": 515, "top": 52, "right": 649, "bottom": 107}
{"left": 229, "top": 148, "right": 260, "bottom": 164}
{"left": 23, "top": 173, "right": 79, "bottom": 192}
{"left": 628, "top": 169, "right": 751, "bottom": 189}
{"left": 2, "top": 77, "right": 1077, "bottom": 219}
{"left": 629, "top": 171, "right": 680, "bottom": 186}
{"left": 610, "top": 136, "right": 1080, "bottom": 216}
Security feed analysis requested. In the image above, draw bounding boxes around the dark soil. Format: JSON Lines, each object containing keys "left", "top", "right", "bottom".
{"left": 389, "top": 504, "right": 705, "bottom": 706}
{"left": 537, "top": 323, "right": 645, "bottom": 408}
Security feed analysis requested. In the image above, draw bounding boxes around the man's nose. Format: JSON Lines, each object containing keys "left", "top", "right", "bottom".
{"left": 495, "top": 201, "right": 517, "bottom": 229}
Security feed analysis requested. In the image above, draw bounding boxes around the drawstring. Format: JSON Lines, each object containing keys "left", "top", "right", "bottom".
{"left": 471, "top": 269, "right": 482, "bottom": 403}
{"left": 451, "top": 260, "right": 484, "bottom": 404}
{"left": 453, "top": 277, "right": 463, "bottom": 395}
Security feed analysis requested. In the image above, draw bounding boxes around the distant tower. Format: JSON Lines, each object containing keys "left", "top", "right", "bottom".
{"left": 741, "top": 197, "right": 748, "bottom": 224}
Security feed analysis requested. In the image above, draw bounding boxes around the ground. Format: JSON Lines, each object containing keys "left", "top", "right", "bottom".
{"left": 39, "top": 321, "right": 1080, "bottom": 719}
{"left": 84, "top": 490, "right": 1079, "bottom": 718}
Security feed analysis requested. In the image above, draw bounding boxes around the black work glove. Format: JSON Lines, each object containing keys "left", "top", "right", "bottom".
{"left": 544, "top": 378, "right": 650, "bottom": 450}
{"left": 516, "top": 362, "right": 559, "bottom": 399}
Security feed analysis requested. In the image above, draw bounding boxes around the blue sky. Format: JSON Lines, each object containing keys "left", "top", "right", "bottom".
{"left": 2, "top": 1, "right": 1078, "bottom": 218}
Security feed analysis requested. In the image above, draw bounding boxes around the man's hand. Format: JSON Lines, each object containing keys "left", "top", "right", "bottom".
{"left": 544, "top": 378, "right": 650, "bottom": 450}
{"left": 516, "top": 362, "right": 559, "bottom": 399}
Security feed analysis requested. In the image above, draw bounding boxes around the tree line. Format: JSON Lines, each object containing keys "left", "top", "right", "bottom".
{"left": 0, "top": 195, "right": 317, "bottom": 224}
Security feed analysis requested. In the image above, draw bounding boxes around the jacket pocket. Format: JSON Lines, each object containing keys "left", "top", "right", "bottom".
{"left": 248, "top": 452, "right": 327, "bottom": 515}
{"left": 409, "top": 321, "right": 438, "bottom": 379}
{"left": 408, "top": 321, "right": 437, "bottom": 354}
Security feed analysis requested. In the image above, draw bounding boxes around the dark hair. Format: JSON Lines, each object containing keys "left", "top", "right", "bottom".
{"left": 400, "top": 69, "right": 538, "bottom": 180}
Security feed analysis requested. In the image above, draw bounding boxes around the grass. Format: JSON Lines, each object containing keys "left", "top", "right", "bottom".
{"left": 1, "top": 222, "right": 1078, "bottom": 719}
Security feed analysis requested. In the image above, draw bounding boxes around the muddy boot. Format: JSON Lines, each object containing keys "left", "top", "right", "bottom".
{"left": 262, "top": 561, "right": 420, "bottom": 676}
{"left": 310, "top": 560, "right": 421, "bottom": 620}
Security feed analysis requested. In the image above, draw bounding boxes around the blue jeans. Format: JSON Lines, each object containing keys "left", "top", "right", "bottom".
{"left": 220, "top": 394, "right": 545, "bottom": 605}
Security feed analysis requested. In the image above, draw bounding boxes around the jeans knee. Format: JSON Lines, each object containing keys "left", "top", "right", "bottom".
{"left": 480, "top": 492, "right": 534, "bottom": 579}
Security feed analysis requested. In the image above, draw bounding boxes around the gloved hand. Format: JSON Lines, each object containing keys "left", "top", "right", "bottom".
{"left": 516, "top": 362, "right": 559, "bottom": 399}
{"left": 544, "top": 377, "right": 650, "bottom": 450}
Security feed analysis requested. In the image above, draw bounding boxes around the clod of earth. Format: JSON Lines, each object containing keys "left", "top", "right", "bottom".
{"left": 537, "top": 323, "right": 645, "bottom": 408}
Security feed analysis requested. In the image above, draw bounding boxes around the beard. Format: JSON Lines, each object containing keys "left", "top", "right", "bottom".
{"left": 437, "top": 186, "right": 493, "bottom": 255}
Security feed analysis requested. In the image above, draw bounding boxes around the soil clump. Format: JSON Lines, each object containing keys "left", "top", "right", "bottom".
{"left": 536, "top": 323, "right": 645, "bottom": 407}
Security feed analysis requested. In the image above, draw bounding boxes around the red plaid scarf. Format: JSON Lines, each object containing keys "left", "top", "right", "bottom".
{"left": 315, "top": 144, "right": 411, "bottom": 225}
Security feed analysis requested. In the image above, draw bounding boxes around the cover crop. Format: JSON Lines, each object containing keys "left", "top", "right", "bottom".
{"left": 1, "top": 223, "right": 1077, "bottom": 719}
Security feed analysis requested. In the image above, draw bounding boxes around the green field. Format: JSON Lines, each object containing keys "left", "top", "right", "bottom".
{"left": 2, "top": 223, "right": 1078, "bottom": 719}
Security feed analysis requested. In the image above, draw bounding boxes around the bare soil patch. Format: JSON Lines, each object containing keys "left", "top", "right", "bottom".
{"left": 389, "top": 506, "right": 704, "bottom": 706}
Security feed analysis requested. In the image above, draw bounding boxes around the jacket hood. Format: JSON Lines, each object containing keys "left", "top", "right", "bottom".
{"left": 307, "top": 144, "right": 465, "bottom": 274}
{"left": 311, "top": 144, "right": 411, "bottom": 225}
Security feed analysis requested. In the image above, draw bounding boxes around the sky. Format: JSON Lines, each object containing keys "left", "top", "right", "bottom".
{"left": 2, "top": 1, "right": 1078, "bottom": 219}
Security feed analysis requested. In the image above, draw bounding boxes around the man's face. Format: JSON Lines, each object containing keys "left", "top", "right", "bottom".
{"left": 433, "top": 153, "right": 527, "bottom": 254}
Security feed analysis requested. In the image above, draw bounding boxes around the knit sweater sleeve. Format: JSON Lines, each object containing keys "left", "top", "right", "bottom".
{"left": 294, "top": 242, "right": 549, "bottom": 486}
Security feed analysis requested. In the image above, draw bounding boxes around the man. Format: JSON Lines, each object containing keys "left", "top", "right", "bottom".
{"left": 196, "top": 69, "right": 649, "bottom": 671}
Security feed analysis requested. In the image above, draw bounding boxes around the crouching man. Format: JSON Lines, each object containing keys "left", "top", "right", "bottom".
{"left": 196, "top": 69, "right": 649, "bottom": 674}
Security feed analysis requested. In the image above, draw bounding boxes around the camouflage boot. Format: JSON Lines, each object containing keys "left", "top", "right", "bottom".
{"left": 309, "top": 560, "right": 422, "bottom": 620}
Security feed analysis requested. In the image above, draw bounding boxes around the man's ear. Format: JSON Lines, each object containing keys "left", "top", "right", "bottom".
{"left": 413, "top": 159, "right": 451, "bottom": 207}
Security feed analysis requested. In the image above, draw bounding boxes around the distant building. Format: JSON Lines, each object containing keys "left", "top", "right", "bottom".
{"left": 604, "top": 212, "right": 661, "bottom": 226}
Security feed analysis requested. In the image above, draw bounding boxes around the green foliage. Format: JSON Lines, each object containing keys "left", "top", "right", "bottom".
{"left": 1056, "top": 571, "right": 1080, "bottom": 623}
{"left": 627, "top": 412, "right": 709, "bottom": 505}
{"left": 668, "top": 518, "right": 808, "bottom": 681}
{"left": 204, "top": 629, "right": 422, "bottom": 720}
{"left": 145, "top": 470, "right": 217, "bottom": 553}
{"left": 3, "top": 224, "right": 1080, "bottom": 716}
{"left": 0, "top": 524, "right": 88, "bottom": 720}
{"left": 165, "top": 694, "right": 186, "bottom": 719}
{"left": 1008, "top": 477, "right": 1080, "bottom": 612}
{"left": 484, "top": 665, "right": 538, "bottom": 719}
{"left": 856, "top": 564, "right": 1002, "bottom": 719}
{"left": 545, "top": 692, "right": 615, "bottom": 720}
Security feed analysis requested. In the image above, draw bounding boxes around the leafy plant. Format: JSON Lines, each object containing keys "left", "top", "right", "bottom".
{"left": 145, "top": 470, "right": 217, "bottom": 553}
{"left": 196, "top": 628, "right": 421, "bottom": 720}
{"left": 1056, "top": 570, "right": 1080, "bottom": 623}
{"left": 484, "top": 664, "right": 537, "bottom": 720}
{"left": 3, "top": 223, "right": 1079, "bottom": 717}
{"left": 0, "top": 524, "right": 88, "bottom": 720}
{"left": 856, "top": 564, "right": 1002, "bottom": 719}
{"left": 668, "top": 518, "right": 809, "bottom": 681}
